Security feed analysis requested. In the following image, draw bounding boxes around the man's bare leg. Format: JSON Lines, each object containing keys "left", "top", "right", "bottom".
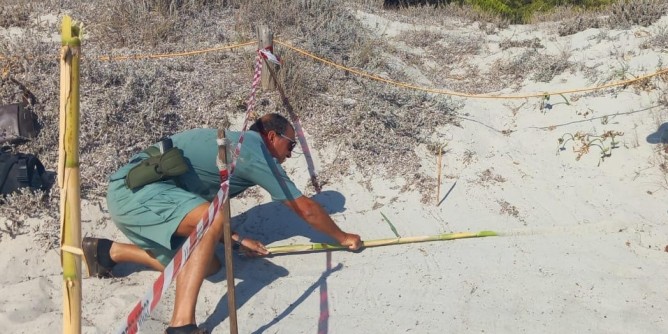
{"left": 109, "top": 242, "right": 164, "bottom": 272}
{"left": 169, "top": 203, "right": 226, "bottom": 327}
{"left": 106, "top": 204, "right": 222, "bottom": 275}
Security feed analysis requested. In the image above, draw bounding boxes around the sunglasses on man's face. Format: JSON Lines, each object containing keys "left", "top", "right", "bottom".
{"left": 279, "top": 133, "right": 297, "bottom": 151}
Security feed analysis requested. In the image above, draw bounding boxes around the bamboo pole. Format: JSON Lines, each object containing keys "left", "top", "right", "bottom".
{"left": 266, "top": 231, "right": 498, "bottom": 255}
{"left": 217, "top": 129, "right": 238, "bottom": 334}
{"left": 59, "top": 15, "right": 82, "bottom": 334}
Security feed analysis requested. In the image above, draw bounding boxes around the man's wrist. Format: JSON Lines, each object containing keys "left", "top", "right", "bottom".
{"left": 232, "top": 232, "right": 244, "bottom": 245}
{"left": 335, "top": 232, "right": 350, "bottom": 244}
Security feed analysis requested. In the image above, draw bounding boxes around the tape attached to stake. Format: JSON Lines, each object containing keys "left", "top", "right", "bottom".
{"left": 260, "top": 48, "right": 281, "bottom": 65}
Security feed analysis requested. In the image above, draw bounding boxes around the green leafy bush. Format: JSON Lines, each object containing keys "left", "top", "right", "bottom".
{"left": 385, "top": 0, "right": 618, "bottom": 24}
{"left": 468, "top": 0, "right": 616, "bottom": 23}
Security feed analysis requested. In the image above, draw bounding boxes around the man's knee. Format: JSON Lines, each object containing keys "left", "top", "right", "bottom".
{"left": 175, "top": 203, "right": 212, "bottom": 237}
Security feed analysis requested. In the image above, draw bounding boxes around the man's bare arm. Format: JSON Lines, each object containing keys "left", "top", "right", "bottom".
{"left": 283, "top": 195, "right": 362, "bottom": 250}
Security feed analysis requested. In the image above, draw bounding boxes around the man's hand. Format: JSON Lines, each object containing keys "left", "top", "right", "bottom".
{"left": 239, "top": 238, "right": 270, "bottom": 257}
{"left": 340, "top": 233, "right": 362, "bottom": 251}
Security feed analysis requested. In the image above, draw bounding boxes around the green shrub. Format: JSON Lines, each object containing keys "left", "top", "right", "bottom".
{"left": 439, "top": 0, "right": 616, "bottom": 24}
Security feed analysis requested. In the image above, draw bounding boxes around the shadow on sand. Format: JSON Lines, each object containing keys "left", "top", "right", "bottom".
{"left": 647, "top": 122, "right": 668, "bottom": 144}
{"left": 201, "top": 190, "right": 348, "bottom": 332}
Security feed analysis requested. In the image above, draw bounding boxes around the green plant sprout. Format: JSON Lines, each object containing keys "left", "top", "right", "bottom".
{"left": 557, "top": 130, "right": 624, "bottom": 165}
{"left": 540, "top": 93, "right": 571, "bottom": 113}
{"left": 380, "top": 212, "right": 401, "bottom": 238}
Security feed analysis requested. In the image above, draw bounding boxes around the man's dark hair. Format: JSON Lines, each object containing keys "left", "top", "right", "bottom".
{"left": 249, "top": 113, "right": 292, "bottom": 135}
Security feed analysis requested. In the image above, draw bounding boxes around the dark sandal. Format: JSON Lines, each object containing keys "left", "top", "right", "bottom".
{"left": 82, "top": 237, "right": 113, "bottom": 278}
{"left": 164, "top": 324, "right": 209, "bottom": 334}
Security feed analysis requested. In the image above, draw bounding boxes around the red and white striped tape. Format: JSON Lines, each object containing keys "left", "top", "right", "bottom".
{"left": 257, "top": 48, "right": 330, "bottom": 334}
{"left": 289, "top": 115, "right": 320, "bottom": 193}
{"left": 115, "top": 49, "right": 266, "bottom": 334}
{"left": 257, "top": 47, "right": 320, "bottom": 193}
{"left": 259, "top": 47, "right": 281, "bottom": 65}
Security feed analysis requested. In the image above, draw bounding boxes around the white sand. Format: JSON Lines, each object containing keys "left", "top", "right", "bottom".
{"left": 2, "top": 10, "right": 668, "bottom": 334}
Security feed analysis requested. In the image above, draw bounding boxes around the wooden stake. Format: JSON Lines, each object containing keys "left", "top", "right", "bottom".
{"left": 59, "top": 15, "right": 82, "bottom": 334}
{"left": 257, "top": 25, "right": 276, "bottom": 91}
{"left": 436, "top": 146, "right": 442, "bottom": 206}
{"left": 217, "top": 129, "right": 238, "bottom": 334}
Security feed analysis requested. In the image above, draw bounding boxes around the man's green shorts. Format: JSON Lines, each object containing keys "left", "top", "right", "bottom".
{"left": 106, "top": 177, "right": 205, "bottom": 266}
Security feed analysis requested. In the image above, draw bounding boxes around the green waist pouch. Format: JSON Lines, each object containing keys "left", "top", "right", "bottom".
{"left": 125, "top": 147, "right": 189, "bottom": 190}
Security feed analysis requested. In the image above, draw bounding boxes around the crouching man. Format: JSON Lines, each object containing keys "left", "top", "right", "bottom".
{"left": 84, "top": 113, "right": 362, "bottom": 334}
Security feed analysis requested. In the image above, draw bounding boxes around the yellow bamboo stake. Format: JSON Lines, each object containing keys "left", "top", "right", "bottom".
{"left": 266, "top": 231, "right": 498, "bottom": 255}
{"left": 59, "top": 15, "right": 82, "bottom": 334}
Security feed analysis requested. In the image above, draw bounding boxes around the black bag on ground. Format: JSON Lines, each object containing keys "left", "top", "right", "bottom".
{"left": 0, "top": 103, "right": 37, "bottom": 144}
{"left": 0, "top": 149, "right": 47, "bottom": 195}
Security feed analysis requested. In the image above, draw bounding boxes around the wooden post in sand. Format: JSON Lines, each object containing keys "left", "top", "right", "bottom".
{"left": 436, "top": 146, "right": 443, "bottom": 206}
{"left": 217, "top": 129, "right": 238, "bottom": 334}
{"left": 257, "top": 25, "right": 276, "bottom": 91}
{"left": 59, "top": 15, "right": 82, "bottom": 334}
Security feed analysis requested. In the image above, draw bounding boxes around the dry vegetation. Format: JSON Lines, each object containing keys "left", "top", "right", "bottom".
{"left": 0, "top": 0, "right": 667, "bottom": 233}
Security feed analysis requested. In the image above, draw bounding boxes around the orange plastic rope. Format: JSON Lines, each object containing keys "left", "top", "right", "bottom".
{"left": 275, "top": 39, "right": 668, "bottom": 100}
{"left": 0, "top": 41, "right": 255, "bottom": 62}
{"left": 4, "top": 38, "right": 667, "bottom": 100}
{"left": 97, "top": 41, "right": 255, "bottom": 61}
